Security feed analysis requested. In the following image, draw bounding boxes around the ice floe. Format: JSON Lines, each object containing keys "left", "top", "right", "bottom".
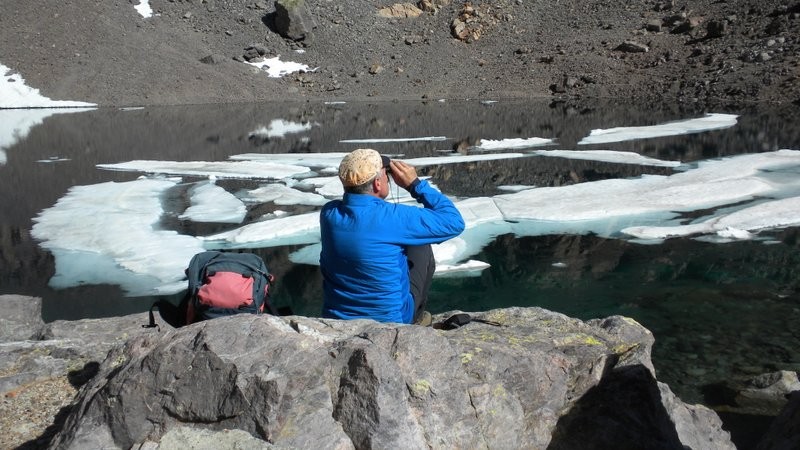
{"left": 622, "top": 195, "right": 800, "bottom": 243}
{"left": 532, "top": 149, "right": 681, "bottom": 167}
{"left": 238, "top": 183, "right": 328, "bottom": 206}
{"left": 31, "top": 179, "right": 204, "bottom": 295}
{"left": 180, "top": 182, "right": 247, "bottom": 223}
{"left": 98, "top": 160, "right": 311, "bottom": 180}
{"left": 475, "top": 137, "right": 555, "bottom": 150}
{"left": 203, "top": 211, "right": 321, "bottom": 249}
{"left": 230, "top": 152, "right": 348, "bottom": 169}
{"left": 28, "top": 105, "right": 800, "bottom": 297}
{"left": 340, "top": 136, "right": 447, "bottom": 143}
{"left": 578, "top": 113, "right": 738, "bottom": 145}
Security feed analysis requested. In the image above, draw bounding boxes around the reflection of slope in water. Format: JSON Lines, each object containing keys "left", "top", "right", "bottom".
{"left": 0, "top": 108, "right": 94, "bottom": 165}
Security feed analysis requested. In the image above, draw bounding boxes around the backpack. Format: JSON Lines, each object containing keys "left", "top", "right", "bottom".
{"left": 184, "top": 251, "right": 276, "bottom": 323}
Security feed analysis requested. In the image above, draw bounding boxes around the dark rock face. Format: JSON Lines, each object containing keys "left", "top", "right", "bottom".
{"left": 48, "top": 308, "right": 735, "bottom": 449}
{"left": 273, "top": 0, "right": 314, "bottom": 44}
{"left": 757, "top": 391, "right": 800, "bottom": 450}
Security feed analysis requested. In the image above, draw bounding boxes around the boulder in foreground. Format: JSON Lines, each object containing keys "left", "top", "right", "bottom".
{"left": 49, "top": 307, "right": 735, "bottom": 449}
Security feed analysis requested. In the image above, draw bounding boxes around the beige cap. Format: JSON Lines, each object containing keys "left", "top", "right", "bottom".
{"left": 338, "top": 148, "right": 390, "bottom": 187}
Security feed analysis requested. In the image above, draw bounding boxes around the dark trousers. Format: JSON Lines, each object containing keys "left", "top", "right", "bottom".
{"left": 407, "top": 244, "right": 435, "bottom": 322}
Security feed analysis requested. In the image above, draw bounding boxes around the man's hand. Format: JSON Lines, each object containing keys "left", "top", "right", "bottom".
{"left": 389, "top": 160, "right": 418, "bottom": 190}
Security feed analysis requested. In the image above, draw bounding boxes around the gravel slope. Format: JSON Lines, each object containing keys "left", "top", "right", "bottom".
{"left": 0, "top": 0, "right": 798, "bottom": 107}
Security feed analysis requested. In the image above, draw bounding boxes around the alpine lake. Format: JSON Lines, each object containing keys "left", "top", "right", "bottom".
{"left": 1, "top": 99, "right": 799, "bottom": 446}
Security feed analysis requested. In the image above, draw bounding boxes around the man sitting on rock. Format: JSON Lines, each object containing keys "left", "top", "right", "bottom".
{"left": 320, "top": 148, "right": 465, "bottom": 325}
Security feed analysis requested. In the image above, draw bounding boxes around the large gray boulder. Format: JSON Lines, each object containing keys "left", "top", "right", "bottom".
{"left": 735, "top": 370, "right": 800, "bottom": 416}
{"left": 0, "top": 294, "right": 45, "bottom": 342}
{"left": 49, "top": 308, "right": 735, "bottom": 450}
{"left": 273, "top": 0, "right": 314, "bottom": 44}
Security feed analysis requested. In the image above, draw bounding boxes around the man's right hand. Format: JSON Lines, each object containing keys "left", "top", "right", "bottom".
{"left": 389, "top": 160, "right": 419, "bottom": 190}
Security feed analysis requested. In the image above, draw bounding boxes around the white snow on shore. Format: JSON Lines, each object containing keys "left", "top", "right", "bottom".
{"left": 1, "top": 63, "right": 96, "bottom": 109}
{"left": 0, "top": 63, "right": 96, "bottom": 164}
{"left": 134, "top": 0, "right": 153, "bottom": 18}
{"left": 246, "top": 56, "right": 316, "bottom": 78}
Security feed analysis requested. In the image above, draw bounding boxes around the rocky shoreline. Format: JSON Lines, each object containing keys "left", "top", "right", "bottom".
{"left": 1, "top": 294, "right": 797, "bottom": 449}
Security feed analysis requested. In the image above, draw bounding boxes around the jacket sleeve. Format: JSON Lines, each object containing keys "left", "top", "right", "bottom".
{"left": 394, "top": 179, "right": 465, "bottom": 244}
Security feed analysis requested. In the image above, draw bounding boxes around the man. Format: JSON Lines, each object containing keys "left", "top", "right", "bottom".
{"left": 320, "top": 148, "right": 465, "bottom": 324}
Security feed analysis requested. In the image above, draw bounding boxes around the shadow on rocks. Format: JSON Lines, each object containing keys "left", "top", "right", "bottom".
{"left": 547, "top": 364, "right": 685, "bottom": 450}
{"left": 16, "top": 403, "right": 76, "bottom": 450}
{"left": 67, "top": 361, "right": 101, "bottom": 388}
{"left": 261, "top": 12, "right": 278, "bottom": 35}
{"left": 15, "top": 362, "right": 101, "bottom": 450}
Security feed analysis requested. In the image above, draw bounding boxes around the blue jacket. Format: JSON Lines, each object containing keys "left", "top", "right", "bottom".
{"left": 320, "top": 179, "right": 465, "bottom": 323}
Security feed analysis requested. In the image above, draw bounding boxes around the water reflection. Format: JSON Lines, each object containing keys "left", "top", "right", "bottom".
{"left": 1, "top": 99, "right": 799, "bottom": 409}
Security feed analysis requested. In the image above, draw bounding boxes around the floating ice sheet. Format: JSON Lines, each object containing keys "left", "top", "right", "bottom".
{"left": 434, "top": 260, "right": 491, "bottom": 277}
{"left": 340, "top": 136, "right": 447, "bottom": 143}
{"left": 476, "top": 137, "right": 554, "bottom": 150}
{"left": 32, "top": 148, "right": 800, "bottom": 295}
{"left": 203, "top": 211, "right": 321, "bottom": 249}
{"left": 533, "top": 149, "right": 681, "bottom": 167}
{"left": 31, "top": 179, "right": 204, "bottom": 295}
{"left": 303, "top": 176, "right": 345, "bottom": 197}
{"left": 493, "top": 151, "right": 800, "bottom": 222}
{"left": 231, "top": 152, "right": 535, "bottom": 172}
{"left": 622, "top": 196, "right": 800, "bottom": 242}
{"left": 578, "top": 113, "right": 738, "bottom": 145}
{"left": 230, "top": 152, "right": 348, "bottom": 170}
{"left": 239, "top": 183, "right": 328, "bottom": 206}
{"left": 98, "top": 160, "right": 311, "bottom": 180}
{"left": 404, "top": 153, "right": 531, "bottom": 167}
{"left": 180, "top": 182, "right": 247, "bottom": 223}
{"left": 497, "top": 185, "right": 535, "bottom": 192}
